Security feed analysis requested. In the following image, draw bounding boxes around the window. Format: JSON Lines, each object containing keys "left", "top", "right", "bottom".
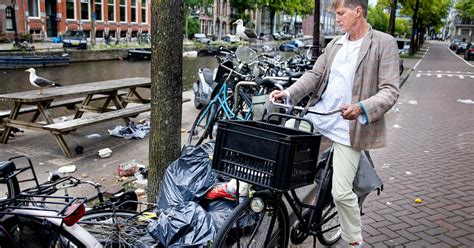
{"left": 141, "top": 0, "right": 147, "bottom": 23}
{"left": 95, "top": 0, "right": 102, "bottom": 21}
{"left": 28, "top": 0, "right": 40, "bottom": 17}
{"left": 66, "top": 0, "right": 75, "bottom": 19}
{"left": 6, "top": 7, "right": 13, "bottom": 31}
{"left": 107, "top": 0, "right": 114, "bottom": 21}
{"left": 131, "top": 0, "right": 137, "bottom": 22}
{"left": 81, "top": 0, "right": 90, "bottom": 20}
{"left": 119, "top": 0, "right": 126, "bottom": 22}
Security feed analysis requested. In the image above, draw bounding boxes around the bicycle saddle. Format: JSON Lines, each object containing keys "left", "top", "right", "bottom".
{"left": 0, "top": 161, "right": 16, "bottom": 178}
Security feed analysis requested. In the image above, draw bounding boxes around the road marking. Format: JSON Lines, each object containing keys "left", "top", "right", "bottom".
{"left": 413, "top": 59, "right": 422, "bottom": 69}
{"left": 416, "top": 73, "right": 472, "bottom": 79}
{"left": 417, "top": 70, "right": 473, "bottom": 74}
{"left": 448, "top": 48, "right": 474, "bottom": 68}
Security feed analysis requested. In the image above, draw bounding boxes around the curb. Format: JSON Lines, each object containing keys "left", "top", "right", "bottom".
{"left": 400, "top": 67, "right": 414, "bottom": 88}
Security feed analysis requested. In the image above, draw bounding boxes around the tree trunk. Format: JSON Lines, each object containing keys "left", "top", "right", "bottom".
{"left": 270, "top": 9, "right": 276, "bottom": 35}
{"left": 388, "top": 0, "right": 397, "bottom": 36}
{"left": 148, "top": 0, "right": 183, "bottom": 203}
{"left": 312, "top": 0, "right": 321, "bottom": 62}
{"left": 409, "top": 0, "right": 419, "bottom": 55}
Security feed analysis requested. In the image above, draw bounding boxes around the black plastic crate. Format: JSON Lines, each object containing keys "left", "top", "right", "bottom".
{"left": 212, "top": 120, "right": 322, "bottom": 191}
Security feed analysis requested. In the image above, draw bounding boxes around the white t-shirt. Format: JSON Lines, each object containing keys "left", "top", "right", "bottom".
{"left": 307, "top": 34, "right": 364, "bottom": 146}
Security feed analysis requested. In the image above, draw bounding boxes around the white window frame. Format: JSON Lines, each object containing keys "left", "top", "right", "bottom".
{"left": 66, "top": 0, "right": 77, "bottom": 20}
{"left": 131, "top": 0, "right": 138, "bottom": 23}
{"left": 28, "top": 0, "right": 41, "bottom": 19}
{"left": 95, "top": 0, "right": 103, "bottom": 21}
{"left": 107, "top": 0, "right": 115, "bottom": 22}
{"left": 141, "top": 0, "right": 147, "bottom": 23}
{"left": 119, "top": 0, "right": 127, "bottom": 23}
{"left": 80, "top": 0, "right": 90, "bottom": 20}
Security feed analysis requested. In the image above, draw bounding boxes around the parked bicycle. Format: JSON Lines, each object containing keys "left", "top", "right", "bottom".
{"left": 0, "top": 155, "right": 157, "bottom": 247}
{"left": 211, "top": 97, "right": 380, "bottom": 247}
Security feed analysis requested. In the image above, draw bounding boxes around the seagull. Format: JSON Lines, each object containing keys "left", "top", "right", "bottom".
{"left": 234, "top": 19, "right": 259, "bottom": 41}
{"left": 25, "top": 68, "right": 61, "bottom": 95}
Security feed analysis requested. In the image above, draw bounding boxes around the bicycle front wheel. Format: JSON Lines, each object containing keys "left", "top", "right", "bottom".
{"left": 314, "top": 166, "right": 341, "bottom": 246}
{"left": 212, "top": 197, "right": 289, "bottom": 248}
{"left": 187, "top": 101, "right": 222, "bottom": 147}
{"left": 78, "top": 210, "right": 154, "bottom": 247}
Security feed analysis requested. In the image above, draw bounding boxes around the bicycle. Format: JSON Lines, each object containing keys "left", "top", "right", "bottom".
{"left": 0, "top": 156, "right": 101, "bottom": 247}
{"left": 186, "top": 46, "right": 284, "bottom": 148}
{"left": 211, "top": 99, "right": 365, "bottom": 247}
{"left": 0, "top": 155, "right": 157, "bottom": 247}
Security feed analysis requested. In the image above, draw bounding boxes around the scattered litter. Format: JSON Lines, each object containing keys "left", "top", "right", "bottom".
{"left": 39, "top": 162, "right": 44, "bottom": 165}
{"left": 98, "top": 148, "right": 112, "bottom": 158}
{"left": 117, "top": 159, "right": 146, "bottom": 176}
{"left": 135, "top": 188, "right": 146, "bottom": 197}
{"left": 398, "top": 102, "right": 403, "bottom": 104}
{"left": 181, "top": 128, "right": 187, "bottom": 133}
{"left": 386, "top": 201, "right": 392, "bottom": 205}
{"left": 109, "top": 121, "right": 150, "bottom": 139}
{"left": 408, "top": 100, "right": 418, "bottom": 105}
{"left": 134, "top": 171, "right": 148, "bottom": 185}
{"left": 424, "top": 151, "right": 429, "bottom": 153}
{"left": 415, "top": 198, "right": 423, "bottom": 203}
{"left": 393, "top": 124, "right": 402, "bottom": 128}
{"left": 86, "top": 133, "right": 101, "bottom": 138}
{"left": 382, "top": 163, "right": 390, "bottom": 168}
{"left": 75, "top": 145, "right": 84, "bottom": 155}
{"left": 457, "top": 99, "right": 474, "bottom": 104}
{"left": 389, "top": 177, "right": 395, "bottom": 180}
{"left": 405, "top": 171, "right": 412, "bottom": 175}
{"left": 58, "top": 116, "right": 71, "bottom": 122}
{"left": 56, "top": 164, "right": 77, "bottom": 174}
{"left": 137, "top": 118, "right": 148, "bottom": 124}
{"left": 101, "top": 178, "right": 106, "bottom": 182}
{"left": 389, "top": 107, "right": 400, "bottom": 113}
{"left": 81, "top": 173, "right": 89, "bottom": 178}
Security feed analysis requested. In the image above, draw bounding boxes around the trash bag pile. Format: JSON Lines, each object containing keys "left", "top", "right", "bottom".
{"left": 148, "top": 143, "right": 239, "bottom": 247}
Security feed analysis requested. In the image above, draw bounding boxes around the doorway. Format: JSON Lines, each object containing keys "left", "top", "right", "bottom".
{"left": 45, "top": 0, "right": 57, "bottom": 37}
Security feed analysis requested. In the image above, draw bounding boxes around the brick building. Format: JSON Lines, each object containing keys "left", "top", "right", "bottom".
{"left": 0, "top": 0, "right": 151, "bottom": 41}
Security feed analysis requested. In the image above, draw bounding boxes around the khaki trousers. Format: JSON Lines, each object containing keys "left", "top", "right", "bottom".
{"left": 332, "top": 142, "right": 362, "bottom": 243}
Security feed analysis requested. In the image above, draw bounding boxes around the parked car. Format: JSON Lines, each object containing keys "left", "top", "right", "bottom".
{"left": 456, "top": 42, "right": 471, "bottom": 54}
{"left": 465, "top": 45, "right": 474, "bottom": 61}
{"left": 62, "top": 30, "right": 87, "bottom": 49}
{"left": 222, "top": 34, "right": 240, "bottom": 43}
{"left": 193, "top": 33, "right": 211, "bottom": 44}
{"left": 449, "top": 39, "right": 460, "bottom": 50}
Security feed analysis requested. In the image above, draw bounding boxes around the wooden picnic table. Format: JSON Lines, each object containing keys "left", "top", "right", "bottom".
{"left": 0, "top": 77, "right": 151, "bottom": 158}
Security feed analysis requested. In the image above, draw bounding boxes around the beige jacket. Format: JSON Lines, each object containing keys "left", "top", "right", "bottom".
{"left": 287, "top": 26, "right": 400, "bottom": 150}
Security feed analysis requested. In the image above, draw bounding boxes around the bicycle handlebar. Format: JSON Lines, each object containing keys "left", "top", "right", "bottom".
{"left": 270, "top": 99, "right": 342, "bottom": 115}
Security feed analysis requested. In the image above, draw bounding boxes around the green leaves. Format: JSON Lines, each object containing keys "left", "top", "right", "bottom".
{"left": 455, "top": 0, "right": 474, "bottom": 18}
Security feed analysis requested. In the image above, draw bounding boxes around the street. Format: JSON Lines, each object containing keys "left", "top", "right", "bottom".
{"left": 0, "top": 41, "right": 473, "bottom": 247}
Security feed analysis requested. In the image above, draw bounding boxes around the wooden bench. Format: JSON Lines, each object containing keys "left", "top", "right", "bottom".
{"left": 43, "top": 103, "right": 151, "bottom": 133}
{"left": 0, "top": 92, "right": 127, "bottom": 121}
{"left": 43, "top": 103, "right": 151, "bottom": 158}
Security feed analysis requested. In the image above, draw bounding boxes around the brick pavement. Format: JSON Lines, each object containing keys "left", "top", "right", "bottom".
{"left": 294, "top": 41, "right": 474, "bottom": 248}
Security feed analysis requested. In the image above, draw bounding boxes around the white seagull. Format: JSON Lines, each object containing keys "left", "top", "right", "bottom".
{"left": 25, "top": 68, "right": 61, "bottom": 95}
{"left": 234, "top": 19, "right": 259, "bottom": 41}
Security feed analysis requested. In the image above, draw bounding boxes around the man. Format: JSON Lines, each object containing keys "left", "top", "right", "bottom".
{"left": 271, "top": 0, "right": 400, "bottom": 247}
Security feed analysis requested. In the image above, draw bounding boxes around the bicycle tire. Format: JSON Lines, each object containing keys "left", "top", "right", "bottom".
{"left": 212, "top": 197, "right": 289, "bottom": 248}
{"left": 78, "top": 209, "right": 153, "bottom": 247}
{"left": 187, "top": 101, "right": 222, "bottom": 146}
{"left": 4, "top": 215, "right": 89, "bottom": 247}
{"left": 314, "top": 166, "right": 341, "bottom": 246}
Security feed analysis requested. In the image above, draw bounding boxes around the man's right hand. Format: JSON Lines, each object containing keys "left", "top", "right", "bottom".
{"left": 270, "top": 90, "right": 288, "bottom": 103}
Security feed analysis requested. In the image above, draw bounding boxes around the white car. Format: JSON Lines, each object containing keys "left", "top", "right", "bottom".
{"left": 193, "top": 33, "right": 211, "bottom": 44}
{"left": 223, "top": 34, "right": 240, "bottom": 43}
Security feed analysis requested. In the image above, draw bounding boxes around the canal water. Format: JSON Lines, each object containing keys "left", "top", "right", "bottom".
{"left": 0, "top": 56, "right": 217, "bottom": 110}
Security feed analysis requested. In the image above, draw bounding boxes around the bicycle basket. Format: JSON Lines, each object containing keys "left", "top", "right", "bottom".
{"left": 212, "top": 120, "right": 322, "bottom": 191}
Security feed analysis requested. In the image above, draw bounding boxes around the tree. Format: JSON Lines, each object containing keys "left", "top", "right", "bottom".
{"left": 388, "top": 0, "right": 398, "bottom": 35}
{"left": 148, "top": 0, "right": 183, "bottom": 202}
{"left": 367, "top": 5, "right": 389, "bottom": 32}
{"left": 312, "top": 0, "right": 320, "bottom": 61}
{"left": 455, "top": 0, "right": 474, "bottom": 18}
{"left": 230, "top": 0, "right": 257, "bottom": 21}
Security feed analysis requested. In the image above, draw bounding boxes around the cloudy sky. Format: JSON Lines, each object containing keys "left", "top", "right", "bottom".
{"left": 369, "top": 0, "right": 377, "bottom": 6}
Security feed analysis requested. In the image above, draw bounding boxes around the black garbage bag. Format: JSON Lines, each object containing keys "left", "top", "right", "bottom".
{"left": 148, "top": 201, "right": 217, "bottom": 247}
{"left": 156, "top": 143, "right": 217, "bottom": 210}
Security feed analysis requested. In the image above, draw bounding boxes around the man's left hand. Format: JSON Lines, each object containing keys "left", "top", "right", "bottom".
{"left": 340, "top": 103, "right": 362, "bottom": 120}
